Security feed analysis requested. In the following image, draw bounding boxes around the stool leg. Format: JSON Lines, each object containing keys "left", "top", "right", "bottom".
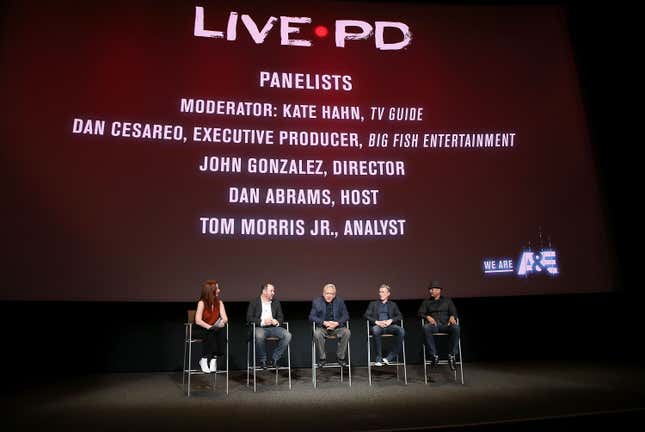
{"left": 187, "top": 327, "right": 192, "bottom": 397}
{"left": 183, "top": 326, "right": 187, "bottom": 391}
{"left": 458, "top": 337, "right": 464, "bottom": 384}
{"left": 393, "top": 338, "right": 399, "bottom": 380}
{"left": 312, "top": 337, "right": 316, "bottom": 388}
{"left": 348, "top": 339, "right": 352, "bottom": 387}
{"left": 287, "top": 337, "right": 292, "bottom": 389}
{"left": 423, "top": 343, "right": 428, "bottom": 385}
{"left": 367, "top": 337, "right": 372, "bottom": 386}
{"left": 226, "top": 327, "right": 229, "bottom": 395}
{"left": 213, "top": 358, "right": 217, "bottom": 390}
{"left": 253, "top": 333, "right": 257, "bottom": 392}
{"left": 402, "top": 338, "right": 407, "bottom": 385}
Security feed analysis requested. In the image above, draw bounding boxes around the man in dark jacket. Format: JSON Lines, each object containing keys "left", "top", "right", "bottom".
{"left": 309, "top": 283, "right": 351, "bottom": 367}
{"left": 247, "top": 282, "right": 292, "bottom": 369}
{"left": 364, "top": 284, "right": 405, "bottom": 366}
{"left": 418, "top": 280, "right": 460, "bottom": 370}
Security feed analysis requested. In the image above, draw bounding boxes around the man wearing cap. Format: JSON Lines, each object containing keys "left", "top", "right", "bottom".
{"left": 418, "top": 281, "right": 460, "bottom": 370}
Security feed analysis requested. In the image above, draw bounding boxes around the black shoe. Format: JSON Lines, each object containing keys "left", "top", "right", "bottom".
{"left": 430, "top": 354, "right": 439, "bottom": 368}
{"left": 448, "top": 355, "right": 456, "bottom": 371}
{"left": 338, "top": 358, "right": 347, "bottom": 367}
{"left": 260, "top": 360, "right": 267, "bottom": 370}
{"left": 267, "top": 359, "right": 275, "bottom": 368}
{"left": 318, "top": 359, "right": 327, "bottom": 368}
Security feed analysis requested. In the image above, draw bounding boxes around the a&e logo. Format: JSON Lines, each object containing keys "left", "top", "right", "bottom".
{"left": 516, "top": 249, "right": 558, "bottom": 276}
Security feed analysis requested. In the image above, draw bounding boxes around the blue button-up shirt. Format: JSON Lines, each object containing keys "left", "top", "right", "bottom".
{"left": 378, "top": 302, "right": 389, "bottom": 321}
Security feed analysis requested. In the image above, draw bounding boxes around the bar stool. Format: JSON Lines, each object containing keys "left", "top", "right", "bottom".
{"left": 182, "top": 310, "right": 229, "bottom": 396}
{"left": 421, "top": 318, "right": 464, "bottom": 384}
{"left": 246, "top": 322, "right": 292, "bottom": 392}
{"left": 311, "top": 321, "right": 351, "bottom": 388}
{"left": 366, "top": 319, "right": 407, "bottom": 385}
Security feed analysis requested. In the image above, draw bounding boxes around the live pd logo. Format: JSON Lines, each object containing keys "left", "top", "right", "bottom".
{"left": 193, "top": 6, "right": 412, "bottom": 50}
{"left": 482, "top": 249, "right": 559, "bottom": 277}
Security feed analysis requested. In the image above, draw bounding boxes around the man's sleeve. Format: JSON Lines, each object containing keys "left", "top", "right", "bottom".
{"left": 449, "top": 299, "right": 458, "bottom": 321}
{"left": 364, "top": 301, "right": 375, "bottom": 322}
{"left": 246, "top": 300, "right": 259, "bottom": 326}
{"left": 274, "top": 300, "right": 285, "bottom": 325}
{"left": 418, "top": 299, "right": 428, "bottom": 318}
{"left": 391, "top": 302, "right": 403, "bottom": 322}
{"left": 308, "top": 299, "right": 322, "bottom": 325}
{"left": 338, "top": 299, "right": 349, "bottom": 325}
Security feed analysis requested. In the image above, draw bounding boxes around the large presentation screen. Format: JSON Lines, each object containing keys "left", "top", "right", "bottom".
{"left": 2, "top": 0, "right": 610, "bottom": 301}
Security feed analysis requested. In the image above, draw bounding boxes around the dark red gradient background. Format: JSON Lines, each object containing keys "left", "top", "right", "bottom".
{"left": 1, "top": 0, "right": 610, "bottom": 301}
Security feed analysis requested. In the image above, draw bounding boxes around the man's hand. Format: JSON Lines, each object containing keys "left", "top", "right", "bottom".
{"left": 448, "top": 316, "right": 457, "bottom": 326}
{"left": 426, "top": 316, "right": 436, "bottom": 326}
{"left": 324, "top": 321, "right": 339, "bottom": 329}
{"left": 271, "top": 318, "right": 279, "bottom": 326}
{"left": 375, "top": 320, "right": 388, "bottom": 328}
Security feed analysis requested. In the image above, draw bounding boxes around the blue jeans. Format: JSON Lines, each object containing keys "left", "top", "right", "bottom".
{"left": 254, "top": 326, "right": 292, "bottom": 363}
{"left": 371, "top": 324, "right": 405, "bottom": 361}
{"left": 423, "top": 323, "right": 460, "bottom": 356}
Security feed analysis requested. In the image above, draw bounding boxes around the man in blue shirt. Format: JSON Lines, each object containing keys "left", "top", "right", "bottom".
{"left": 309, "top": 283, "right": 350, "bottom": 367}
{"left": 364, "top": 284, "right": 405, "bottom": 366}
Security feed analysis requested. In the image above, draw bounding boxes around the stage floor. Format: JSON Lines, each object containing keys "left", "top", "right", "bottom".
{"left": 8, "top": 361, "right": 645, "bottom": 431}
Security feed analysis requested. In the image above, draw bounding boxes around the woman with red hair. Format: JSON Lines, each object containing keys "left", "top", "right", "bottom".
{"left": 195, "top": 280, "right": 228, "bottom": 373}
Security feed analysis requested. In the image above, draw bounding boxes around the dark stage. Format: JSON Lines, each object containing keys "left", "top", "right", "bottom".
{"left": 8, "top": 361, "right": 645, "bottom": 431}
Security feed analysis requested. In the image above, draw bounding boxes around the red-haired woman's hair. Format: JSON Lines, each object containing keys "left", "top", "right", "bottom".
{"left": 199, "top": 280, "right": 220, "bottom": 309}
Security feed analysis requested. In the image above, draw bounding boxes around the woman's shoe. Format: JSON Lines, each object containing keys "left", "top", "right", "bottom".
{"left": 199, "top": 358, "right": 210, "bottom": 373}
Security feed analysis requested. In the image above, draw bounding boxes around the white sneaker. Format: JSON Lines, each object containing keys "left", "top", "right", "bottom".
{"left": 374, "top": 361, "right": 383, "bottom": 367}
{"left": 382, "top": 358, "right": 391, "bottom": 366}
{"left": 199, "top": 358, "right": 210, "bottom": 373}
{"left": 209, "top": 358, "right": 217, "bottom": 373}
